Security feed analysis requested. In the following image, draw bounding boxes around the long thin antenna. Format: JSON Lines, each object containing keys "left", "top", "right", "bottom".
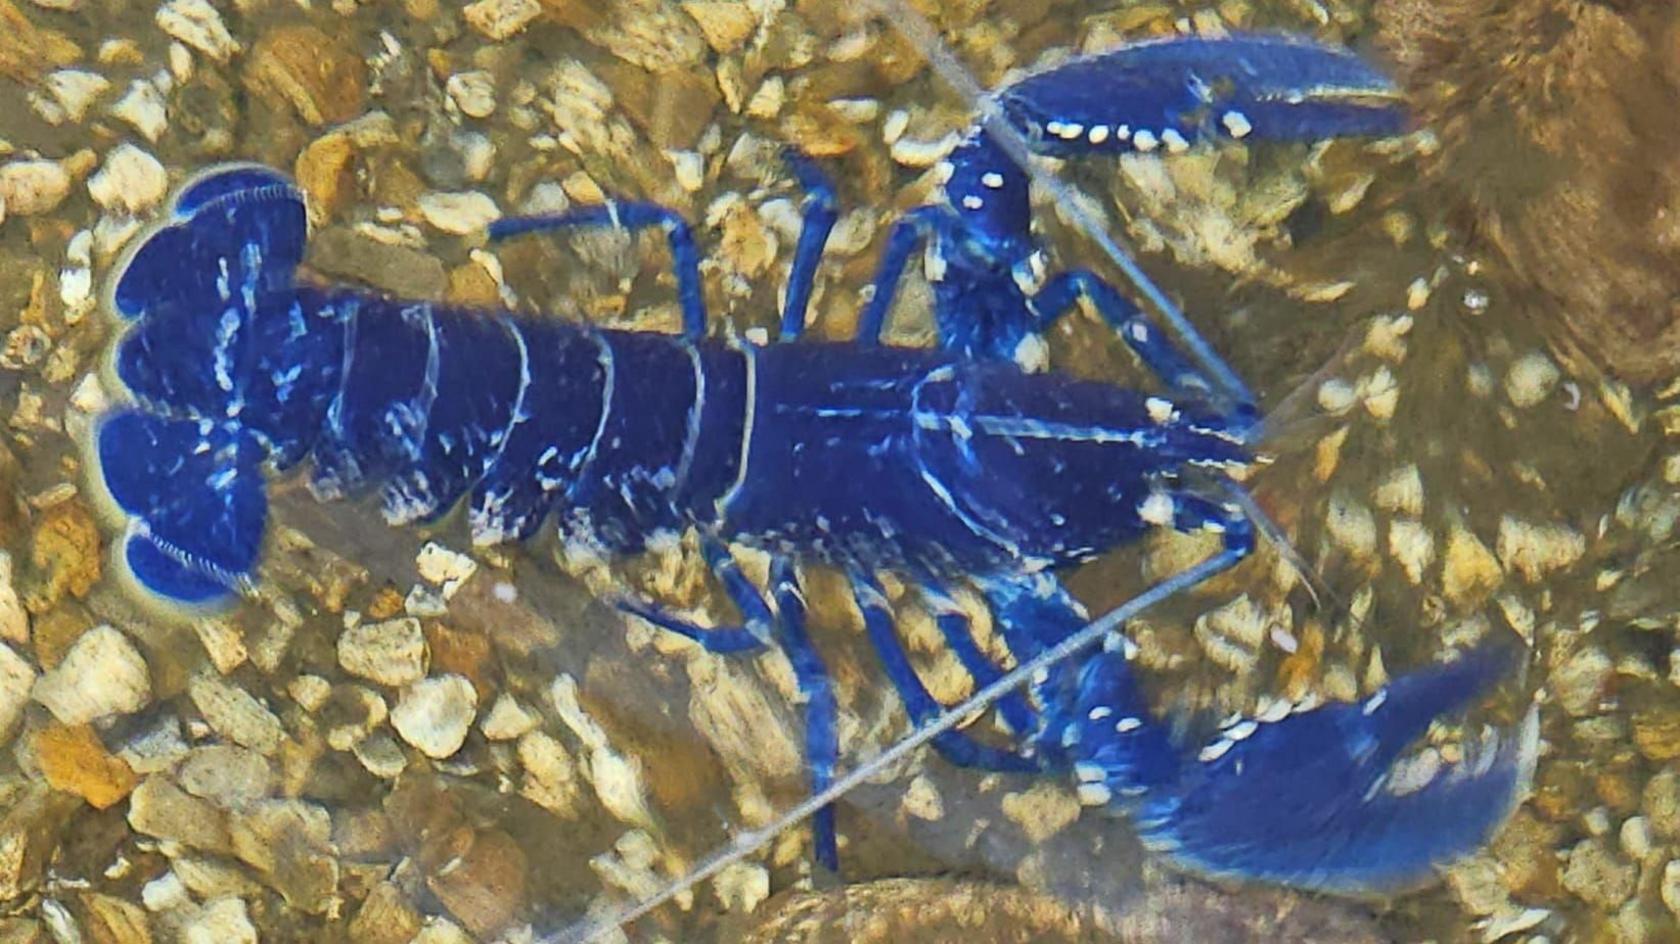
{"left": 550, "top": 550, "right": 1242, "bottom": 943}
{"left": 873, "top": 0, "right": 1256, "bottom": 409}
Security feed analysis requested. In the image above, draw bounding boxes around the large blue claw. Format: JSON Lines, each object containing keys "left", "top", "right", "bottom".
{"left": 1124, "top": 646, "right": 1537, "bottom": 893}
{"left": 998, "top": 34, "right": 1408, "bottom": 157}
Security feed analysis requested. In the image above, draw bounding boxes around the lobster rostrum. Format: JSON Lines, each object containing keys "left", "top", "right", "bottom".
{"left": 89, "top": 34, "right": 1534, "bottom": 897}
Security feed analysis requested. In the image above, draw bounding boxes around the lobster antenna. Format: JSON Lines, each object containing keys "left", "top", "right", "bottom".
{"left": 869, "top": 0, "right": 1257, "bottom": 411}
{"left": 547, "top": 549, "right": 1243, "bottom": 944}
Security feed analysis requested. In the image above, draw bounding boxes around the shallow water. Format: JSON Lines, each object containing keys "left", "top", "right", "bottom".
{"left": 0, "top": 1, "right": 1674, "bottom": 942}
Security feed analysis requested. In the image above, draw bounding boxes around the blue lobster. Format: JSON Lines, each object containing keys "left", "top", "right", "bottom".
{"left": 89, "top": 35, "right": 1533, "bottom": 897}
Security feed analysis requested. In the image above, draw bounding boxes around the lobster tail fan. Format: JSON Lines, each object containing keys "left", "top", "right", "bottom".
{"left": 94, "top": 409, "right": 268, "bottom": 605}
{"left": 1134, "top": 645, "right": 1534, "bottom": 892}
{"left": 110, "top": 165, "right": 307, "bottom": 323}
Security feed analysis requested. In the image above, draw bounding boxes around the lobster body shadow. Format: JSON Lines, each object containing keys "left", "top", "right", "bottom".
{"left": 90, "top": 35, "right": 1535, "bottom": 898}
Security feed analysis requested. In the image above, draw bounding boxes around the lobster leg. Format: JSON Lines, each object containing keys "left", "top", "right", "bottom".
{"left": 854, "top": 205, "right": 957, "bottom": 346}
{"left": 850, "top": 574, "right": 1039, "bottom": 773}
{"left": 614, "top": 536, "right": 773, "bottom": 653}
{"left": 776, "top": 149, "right": 840, "bottom": 342}
{"left": 919, "top": 584, "right": 1038, "bottom": 738}
{"left": 489, "top": 202, "right": 710, "bottom": 341}
{"left": 768, "top": 556, "right": 842, "bottom": 873}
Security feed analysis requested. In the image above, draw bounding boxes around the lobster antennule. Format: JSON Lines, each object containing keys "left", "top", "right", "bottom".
{"left": 1122, "top": 645, "right": 1535, "bottom": 892}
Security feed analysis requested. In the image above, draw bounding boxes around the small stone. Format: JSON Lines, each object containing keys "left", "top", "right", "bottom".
{"left": 0, "top": 0, "right": 81, "bottom": 83}
{"left": 87, "top": 144, "right": 167, "bottom": 214}
{"left": 1633, "top": 708, "right": 1680, "bottom": 762}
{"left": 1386, "top": 519, "right": 1435, "bottom": 584}
{"left": 681, "top": 1, "right": 757, "bottom": 54}
{"left": 0, "top": 783, "right": 79, "bottom": 901}
{"left": 418, "top": 191, "right": 500, "bottom": 235}
{"left": 415, "top": 542, "right": 477, "bottom": 590}
{"left": 244, "top": 26, "right": 366, "bottom": 127}
{"left": 33, "top": 626, "right": 150, "bottom": 725}
{"left": 348, "top": 882, "right": 422, "bottom": 944}
{"left": 463, "top": 0, "right": 541, "bottom": 41}
{"left": 79, "top": 893, "right": 151, "bottom": 944}
{"left": 999, "top": 782, "right": 1081, "bottom": 844}
{"left": 191, "top": 619, "right": 247, "bottom": 675}
{"left": 338, "top": 617, "right": 427, "bottom": 687}
{"left": 425, "top": 828, "right": 526, "bottom": 939}
{"left": 1561, "top": 838, "right": 1636, "bottom": 909}
{"left": 33, "top": 722, "right": 138, "bottom": 809}
{"left": 390, "top": 675, "right": 476, "bottom": 759}
{"left": 1325, "top": 494, "right": 1377, "bottom": 562}
{"left": 445, "top": 71, "right": 496, "bottom": 118}
{"left": 1646, "top": 768, "right": 1680, "bottom": 839}
{"left": 288, "top": 674, "right": 331, "bottom": 712}
{"left": 1663, "top": 860, "right": 1680, "bottom": 919}
{"left": 309, "top": 226, "right": 447, "bottom": 300}
{"left": 1497, "top": 515, "right": 1585, "bottom": 582}
{"left": 1553, "top": 646, "right": 1613, "bottom": 717}
{"left": 109, "top": 79, "right": 167, "bottom": 142}
{"left": 409, "top": 917, "right": 474, "bottom": 944}
{"left": 0, "top": 552, "right": 23, "bottom": 644}
{"left": 1193, "top": 593, "right": 1272, "bottom": 672}
{"left": 114, "top": 714, "right": 189, "bottom": 774}
{"left": 179, "top": 897, "right": 256, "bottom": 944}
{"left": 713, "top": 860, "right": 769, "bottom": 913}
{"left": 0, "top": 159, "right": 69, "bottom": 215}
{"left": 479, "top": 693, "right": 537, "bottom": 741}
{"left": 353, "top": 733, "right": 408, "bottom": 779}
{"left": 295, "top": 132, "right": 356, "bottom": 223}
{"left": 0, "top": 642, "right": 34, "bottom": 740}
{"left": 187, "top": 674, "right": 284, "bottom": 755}
{"left": 127, "top": 775, "right": 232, "bottom": 854}
{"left": 1442, "top": 523, "right": 1503, "bottom": 607}
{"left": 517, "top": 730, "right": 581, "bottom": 815}
{"left": 228, "top": 799, "right": 337, "bottom": 914}
{"left": 901, "top": 775, "right": 943, "bottom": 821}
{"left": 176, "top": 744, "right": 272, "bottom": 808}
{"left": 155, "top": 0, "right": 240, "bottom": 63}
{"left": 34, "top": 69, "right": 109, "bottom": 124}
{"left": 1505, "top": 352, "right": 1560, "bottom": 408}
{"left": 1373, "top": 464, "right": 1425, "bottom": 516}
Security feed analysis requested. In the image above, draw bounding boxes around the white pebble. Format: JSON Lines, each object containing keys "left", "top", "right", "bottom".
{"left": 418, "top": 191, "right": 501, "bottom": 235}
{"left": 337, "top": 617, "right": 427, "bottom": 686}
{"left": 34, "top": 625, "right": 152, "bottom": 724}
{"left": 155, "top": 0, "right": 241, "bottom": 63}
{"left": 0, "top": 160, "right": 70, "bottom": 215}
{"left": 0, "top": 642, "right": 35, "bottom": 740}
{"left": 1504, "top": 351, "right": 1560, "bottom": 409}
{"left": 392, "top": 674, "right": 478, "bottom": 758}
{"left": 445, "top": 70, "right": 497, "bottom": 118}
{"left": 88, "top": 143, "right": 168, "bottom": 214}
{"left": 109, "top": 80, "right": 168, "bottom": 143}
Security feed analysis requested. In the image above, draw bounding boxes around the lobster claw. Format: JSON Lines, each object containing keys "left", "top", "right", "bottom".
{"left": 996, "top": 34, "right": 1408, "bottom": 156}
{"left": 1127, "top": 646, "right": 1538, "bottom": 893}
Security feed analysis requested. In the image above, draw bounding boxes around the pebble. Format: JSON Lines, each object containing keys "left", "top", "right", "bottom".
{"left": 34, "top": 722, "right": 137, "bottom": 809}
{"left": 415, "top": 541, "right": 477, "bottom": 590}
{"left": 390, "top": 674, "right": 476, "bottom": 759}
{"left": 109, "top": 79, "right": 168, "bottom": 142}
{"left": 517, "top": 730, "right": 581, "bottom": 815}
{"left": 1553, "top": 645, "right": 1613, "bottom": 717}
{"left": 33, "top": 625, "right": 150, "bottom": 725}
{"left": 127, "top": 775, "right": 232, "bottom": 853}
{"left": 479, "top": 693, "right": 538, "bottom": 740}
{"left": 87, "top": 143, "right": 167, "bottom": 214}
{"left": 337, "top": 617, "right": 427, "bottom": 687}
{"left": 425, "top": 827, "right": 526, "bottom": 938}
{"left": 180, "top": 896, "right": 257, "bottom": 944}
{"left": 1663, "top": 860, "right": 1680, "bottom": 919}
{"left": 1387, "top": 519, "right": 1436, "bottom": 584}
{"left": 0, "top": 159, "right": 70, "bottom": 215}
{"left": 410, "top": 917, "right": 474, "bottom": 944}
{"left": 34, "top": 69, "right": 109, "bottom": 124}
{"left": 155, "top": 0, "right": 240, "bottom": 63}
{"left": 1497, "top": 515, "right": 1586, "bottom": 582}
{"left": 1645, "top": 768, "right": 1680, "bottom": 839}
{"left": 353, "top": 732, "right": 408, "bottom": 779}
{"left": 446, "top": 71, "right": 496, "bottom": 118}
{"left": 713, "top": 860, "right": 770, "bottom": 913}
{"left": 682, "top": 1, "right": 757, "bottom": 54}
{"left": 999, "top": 782, "right": 1081, "bottom": 844}
{"left": 347, "top": 882, "right": 422, "bottom": 944}
{"left": 418, "top": 191, "right": 500, "bottom": 235}
{"left": 1505, "top": 351, "right": 1561, "bottom": 408}
{"left": 1193, "top": 593, "right": 1272, "bottom": 672}
{"left": 1560, "top": 838, "right": 1636, "bottom": 909}
{"left": 244, "top": 26, "right": 366, "bottom": 126}
{"left": 176, "top": 744, "right": 272, "bottom": 808}
{"left": 463, "top": 0, "right": 542, "bottom": 41}
{"left": 1442, "top": 523, "right": 1504, "bottom": 607}
{"left": 0, "top": 642, "right": 33, "bottom": 739}
{"left": 187, "top": 674, "right": 284, "bottom": 755}
{"left": 1325, "top": 493, "right": 1378, "bottom": 562}
{"left": 0, "top": 553, "right": 21, "bottom": 644}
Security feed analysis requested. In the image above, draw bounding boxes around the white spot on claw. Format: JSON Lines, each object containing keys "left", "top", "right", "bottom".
{"left": 1362, "top": 689, "right": 1388, "bottom": 715}
{"left": 980, "top": 171, "right": 1004, "bottom": 189}
{"left": 960, "top": 194, "right": 983, "bottom": 210}
{"left": 1077, "top": 783, "right": 1113, "bottom": 806}
{"left": 1161, "top": 128, "right": 1189, "bottom": 153}
{"left": 1132, "top": 129, "right": 1159, "bottom": 152}
{"left": 1199, "top": 739, "right": 1234, "bottom": 763}
{"left": 1115, "top": 716, "right": 1142, "bottom": 733}
{"left": 1145, "top": 396, "right": 1175, "bottom": 424}
{"left": 1222, "top": 110, "right": 1253, "bottom": 139}
{"left": 1087, "top": 124, "right": 1109, "bottom": 144}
